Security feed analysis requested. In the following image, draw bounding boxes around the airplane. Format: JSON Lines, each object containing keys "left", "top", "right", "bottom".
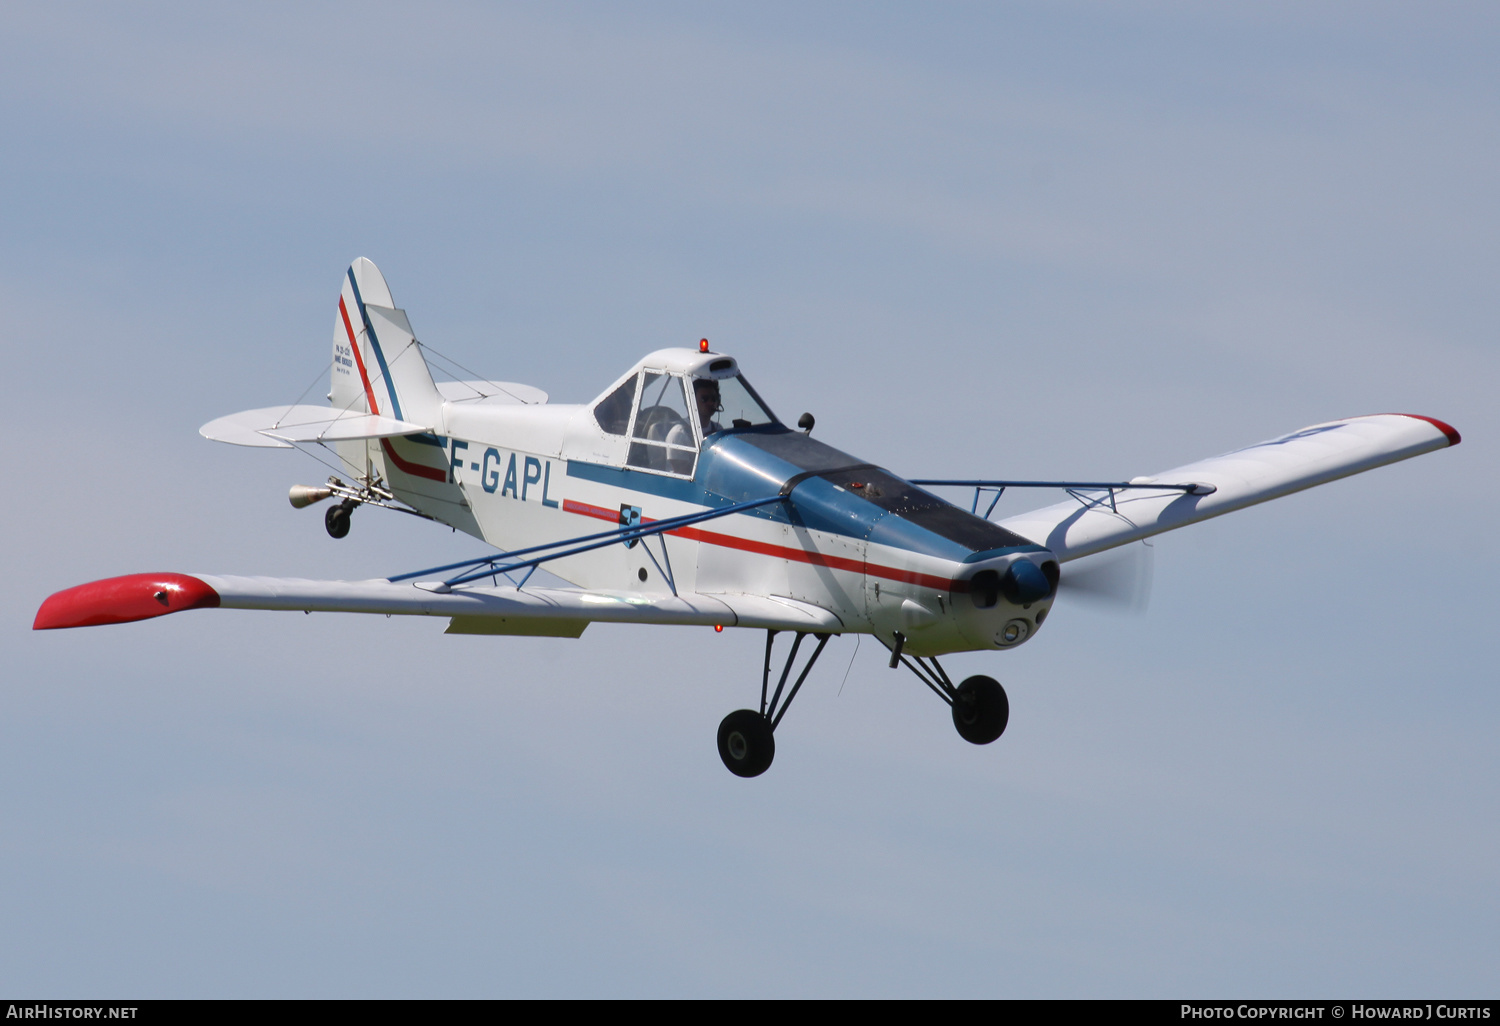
{"left": 33, "top": 258, "right": 1462, "bottom": 777}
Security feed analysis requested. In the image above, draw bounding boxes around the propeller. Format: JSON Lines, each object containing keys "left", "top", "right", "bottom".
{"left": 1056, "top": 542, "right": 1154, "bottom": 613}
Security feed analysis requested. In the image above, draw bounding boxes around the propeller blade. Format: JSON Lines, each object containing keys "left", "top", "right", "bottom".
{"left": 1057, "top": 542, "right": 1154, "bottom": 613}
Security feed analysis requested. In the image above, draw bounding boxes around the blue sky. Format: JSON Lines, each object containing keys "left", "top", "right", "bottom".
{"left": 2, "top": 1, "right": 1495, "bottom": 997}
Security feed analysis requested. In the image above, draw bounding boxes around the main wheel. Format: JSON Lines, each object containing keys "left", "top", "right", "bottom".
{"left": 952, "top": 675, "right": 1009, "bottom": 745}
{"left": 717, "top": 709, "right": 775, "bottom": 777}
{"left": 325, "top": 502, "right": 353, "bottom": 539}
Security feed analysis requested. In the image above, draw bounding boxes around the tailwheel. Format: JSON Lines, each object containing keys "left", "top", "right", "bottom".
{"left": 952, "top": 674, "right": 1009, "bottom": 745}
{"left": 718, "top": 710, "right": 775, "bottom": 778}
{"left": 324, "top": 499, "right": 356, "bottom": 539}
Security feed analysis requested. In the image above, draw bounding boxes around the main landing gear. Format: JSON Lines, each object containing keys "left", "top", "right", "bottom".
{"left": 886, "top": 631, "right": 1010, "bottom": 746}
{"left": 714, "top": 630, "right": 1011, "bottom": 777}
{"left": 717, "top": 630, "right": 831, "bottom": 778}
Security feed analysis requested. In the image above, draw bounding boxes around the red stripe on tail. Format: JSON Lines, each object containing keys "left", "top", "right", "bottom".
{"left": 340, "top": 295, "right": 380, "bottom": 416}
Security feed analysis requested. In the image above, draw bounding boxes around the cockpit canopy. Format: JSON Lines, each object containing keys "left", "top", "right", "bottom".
{"left": 590, "top": 349, "right": 779, "bottom": 477}
{"left": 582, "top": 347, "right": 1033, "bottom": 557}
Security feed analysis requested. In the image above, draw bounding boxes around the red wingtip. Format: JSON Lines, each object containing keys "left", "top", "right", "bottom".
{"left": 33, "top": 573, "right": 220, "bottom": 630}
{"left": 1396, "top": 414, "right": 1461, "bottom": 446}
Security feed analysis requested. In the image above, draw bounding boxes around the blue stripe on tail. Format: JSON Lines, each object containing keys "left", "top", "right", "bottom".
{"left": 346, "top": 267, "right": 404, "bottom": 421}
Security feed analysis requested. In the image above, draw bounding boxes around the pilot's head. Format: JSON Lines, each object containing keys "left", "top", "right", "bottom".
{"left": 693, "top": 378, "right": 722, "bottom": 431}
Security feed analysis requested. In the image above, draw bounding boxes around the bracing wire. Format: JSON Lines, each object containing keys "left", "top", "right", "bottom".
{"left": 837, "top": 635, "right": 861, "bottom": 697}
{"left": 280, "top": 361, "right": 335, "bottom": 418}
{"left": 275, "top": 317, "right": 543, "bottom": 489}
{"left": 289, "top": 439, "right": 366, "bottom": 482}
{"left": 415, "top": 338, "right": 538, "bottom": 405}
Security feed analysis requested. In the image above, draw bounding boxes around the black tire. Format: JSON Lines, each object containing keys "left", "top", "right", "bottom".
{"left": 325, "top": 503, "right": 352, "bottom": 539}
{"left": 717, "top": 709, "right": 776, "bottom": 777}
{"left": 952, "top": 675, "right": 1009, "bottom": 745}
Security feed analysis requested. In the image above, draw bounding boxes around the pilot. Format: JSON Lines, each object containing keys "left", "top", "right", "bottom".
{"left": 654, "top": 378, "right": 722, "bottom": 473}
{"left": 693, "top": 378, "right": 723, "bottom": 436}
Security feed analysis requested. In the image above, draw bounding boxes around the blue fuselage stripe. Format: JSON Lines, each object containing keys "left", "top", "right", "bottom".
{"left": 565, "top": 443, "right": 1036, "bottom": 561}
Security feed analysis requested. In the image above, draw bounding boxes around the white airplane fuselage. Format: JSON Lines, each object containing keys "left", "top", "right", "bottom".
{"left": 353, "top": 347, "right": 1059, "bottom": 659}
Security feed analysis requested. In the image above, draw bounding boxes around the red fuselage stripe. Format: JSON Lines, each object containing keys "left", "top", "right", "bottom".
{"left": 380, "top": 438, "right": 448, "bottom": 482}
{"left": 560, "top": 498, "right": 957, "bottom": 592}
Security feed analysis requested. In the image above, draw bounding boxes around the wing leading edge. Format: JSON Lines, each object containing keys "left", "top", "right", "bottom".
{"left": 32, "top": 573, "right": 843, "bottom": 634}
{"left": 998, "top": 413, "right": 1459, "bottom": 561}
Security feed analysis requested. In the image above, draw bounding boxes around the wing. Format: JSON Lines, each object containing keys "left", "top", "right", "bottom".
{"left": 199, "top": 404, "right": 430, "bottom": 448}
{"left": 34, "top": 492, "right": 833, "bottom": 634}
{"left": 32, "top": 573, "right": 844, "bottom": 634}
{"left": 997, "top": 413, "right": 1459, "bottom": 561}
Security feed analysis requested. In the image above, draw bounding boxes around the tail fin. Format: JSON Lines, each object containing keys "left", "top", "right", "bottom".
{"left": 326, "top": 258, "right": 477, "bottom": 535}
{"left": 329, "top": 257, "right": 442, "bottom": 428}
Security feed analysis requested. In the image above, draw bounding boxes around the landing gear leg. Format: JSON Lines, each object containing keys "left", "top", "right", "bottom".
{"left": 324, "top": 499, "right": 357, "bottom": 539}
{"left": 717, "top": 630, "right": 831, "bottom": 778}
{"left": 884, "top": 639, "right": 1010, "bottom": 746}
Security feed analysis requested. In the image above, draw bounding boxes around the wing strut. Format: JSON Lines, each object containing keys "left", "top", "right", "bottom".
{"left": 389, "top": 493, "right": 789, "bottom": 590}
{"left": 909, "top": 479, "right": 1215, "bottom": 518}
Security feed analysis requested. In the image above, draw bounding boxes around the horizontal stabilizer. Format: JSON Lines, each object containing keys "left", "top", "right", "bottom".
{"left": 200, "top": 405, "right": 430, "bottom": 448}
{"left": 998, "top": 413, "right": 1459, "bottom": 561}
{"left": 35, "top": 573, "right": 844, "bottom": 634}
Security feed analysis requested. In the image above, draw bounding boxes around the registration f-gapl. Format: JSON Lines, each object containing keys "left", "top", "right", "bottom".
{"left": 34, "top": 259, "right": 1462, "bottom": 777}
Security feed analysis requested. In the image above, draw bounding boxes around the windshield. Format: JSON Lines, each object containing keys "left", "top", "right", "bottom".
{"left": 697, "top": 374, "right": 778, "bottom": 436}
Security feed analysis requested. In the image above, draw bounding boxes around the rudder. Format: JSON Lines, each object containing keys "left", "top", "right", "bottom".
{"left": 329, "top": 257, "right": 442, "bottom": 428}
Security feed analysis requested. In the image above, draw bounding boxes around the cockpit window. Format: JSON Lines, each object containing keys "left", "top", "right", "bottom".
{"left": 627, "top": 372, "right": 697, "bottom": 476}
{"left": 593, "top": 375, "right": 637, "bottom": 435}
{"left": 696, "top": 373, "right": 778, "bottom": 436}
